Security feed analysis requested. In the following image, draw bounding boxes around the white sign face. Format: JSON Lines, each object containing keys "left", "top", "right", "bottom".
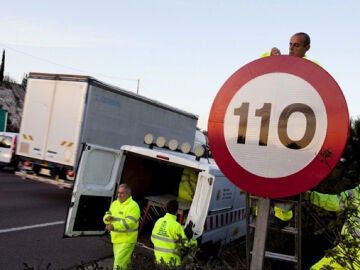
{"left": 224, "top": 73, "right": 327, "bottom": 178}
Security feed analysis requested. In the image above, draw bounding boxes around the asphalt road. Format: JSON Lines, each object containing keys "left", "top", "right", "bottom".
{"left": 0, "top": 169, "right": 113, "bottom": 270}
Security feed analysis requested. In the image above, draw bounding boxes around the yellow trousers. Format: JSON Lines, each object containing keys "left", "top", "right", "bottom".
{"left": 113, "top": 242, "right": 136, "bottom": 270}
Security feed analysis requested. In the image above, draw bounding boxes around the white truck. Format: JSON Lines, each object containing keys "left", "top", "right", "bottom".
{"left": 16, "top": 73, "right": 198, "bottom": 187}
{"left": 64, "top": 136, "right": 247, "bottom": 254}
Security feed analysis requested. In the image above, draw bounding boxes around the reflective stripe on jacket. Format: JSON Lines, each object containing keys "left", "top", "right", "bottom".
{"left": 310, "top": 185, "right": 360, "bottom": 240}
{"left": 103, "top": 196, "right": 140, "bottom": 244}
{"left": 151, "top": 213, "right": 187, "bottom": 266}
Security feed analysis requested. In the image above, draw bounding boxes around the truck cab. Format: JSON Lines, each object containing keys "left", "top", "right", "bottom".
{"left": 64, "top": 135, "right": 246, "bottom": 254}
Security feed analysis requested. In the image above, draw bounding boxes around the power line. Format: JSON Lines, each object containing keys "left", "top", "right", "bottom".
{"left": 0, "top": 42, "right": 139, "bottom": 83}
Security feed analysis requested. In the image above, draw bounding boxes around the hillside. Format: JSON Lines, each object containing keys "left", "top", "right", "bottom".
{"left": 0, "top": 81, "right": 25, "bottom": 132}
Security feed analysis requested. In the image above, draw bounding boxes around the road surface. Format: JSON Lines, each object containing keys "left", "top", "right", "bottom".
{"left": 0, "top": 169, "right": 113, "bottom": 270}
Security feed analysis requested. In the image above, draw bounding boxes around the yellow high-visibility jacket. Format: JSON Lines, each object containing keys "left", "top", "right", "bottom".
{"left": 310, "top": 185, "right": 360, "bottom": 240}
{"left": 151, "top": 213, "right": 187, "bottom": 266}
{"left": 274, "top": 203, "right": 293, "bottom": 221}
{"left": 178, "top": 168, "right": 197, "bottom": 202}
{"left": 261, "top": 51, "right": 321, "bottom": 66}
{"left": 103, "top": 196, "right": 140, "bottom": 244}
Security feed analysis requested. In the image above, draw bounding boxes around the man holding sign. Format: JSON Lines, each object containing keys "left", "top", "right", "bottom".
{"left": 262, "top": 32, "right": 321, "bottom": 226}
{"left": 262, "top": 32, "right": 318, "bottom": 61}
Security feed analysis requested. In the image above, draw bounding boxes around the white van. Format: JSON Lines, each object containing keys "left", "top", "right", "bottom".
{"left": 64, "top": 138, "right": 247, "bottom": 255}
{"left": 0, "top": 132, "right": 19, "bottom": 169}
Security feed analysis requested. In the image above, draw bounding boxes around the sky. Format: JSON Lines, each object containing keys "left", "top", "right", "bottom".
{"left": 1, "top": 0, "right": 360, "bottom": 131}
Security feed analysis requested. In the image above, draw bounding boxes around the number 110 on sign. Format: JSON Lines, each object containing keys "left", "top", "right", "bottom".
{"left": 234, "top": 102, "right": 316, "bottom": 150}
{"left": 222, "top": 73, "right": 327, "bottom": 178}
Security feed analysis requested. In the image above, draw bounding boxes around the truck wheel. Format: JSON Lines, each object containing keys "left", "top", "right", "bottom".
{"left": 32, "top": 164, "right": 40, "bottom": 175}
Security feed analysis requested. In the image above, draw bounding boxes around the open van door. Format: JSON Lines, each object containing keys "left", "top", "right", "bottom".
{"left": 184, "top": 171, "right": 214, "bottom": 239}
{"left": 64, "top": 144, "right": 122, "bottom": 237}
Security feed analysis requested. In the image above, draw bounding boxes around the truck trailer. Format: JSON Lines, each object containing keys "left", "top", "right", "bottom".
{"left": 64, "top": 135, "right": 247, "bottom": 256}
{"left": 16, "top": 73, "right": 198, "bottom": 186}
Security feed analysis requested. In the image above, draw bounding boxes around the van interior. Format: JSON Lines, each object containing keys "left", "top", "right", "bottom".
{"left": 120, "top": 151, "right": 200, "bottom": 237}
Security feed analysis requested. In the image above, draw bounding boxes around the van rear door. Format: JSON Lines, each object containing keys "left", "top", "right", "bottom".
{"left": 185, "top": 171, "right": 214, "bottom": 239}
{"left": 64, "top": 144, "right": 121, "bottom": 237}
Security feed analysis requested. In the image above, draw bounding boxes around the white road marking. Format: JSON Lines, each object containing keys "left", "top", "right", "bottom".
{"left": 0, "top": 221, "right": 65, "bottom": 234}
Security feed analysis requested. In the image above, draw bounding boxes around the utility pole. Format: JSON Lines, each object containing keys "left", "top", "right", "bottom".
{"left": 136, "top": 79, "right": 140, "bottom": 94}
{"left": 0, "top": 49, "right": 5, "bottom": 82}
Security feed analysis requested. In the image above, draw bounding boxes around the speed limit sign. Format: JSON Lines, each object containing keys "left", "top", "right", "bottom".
{"left": 208, "top": 56, "right": 349, "bottom": 198}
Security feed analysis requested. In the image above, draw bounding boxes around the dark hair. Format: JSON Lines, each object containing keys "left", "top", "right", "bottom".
{"left": 166, "top": 200, "right": 179, "bottom": 215}
{"left": 294, "top": 32, "right": 311, "bottom": 46}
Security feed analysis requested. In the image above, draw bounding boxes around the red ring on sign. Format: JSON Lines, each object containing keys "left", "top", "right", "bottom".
{"left": 208, "top": 56, "right": 349, "bottom": 198}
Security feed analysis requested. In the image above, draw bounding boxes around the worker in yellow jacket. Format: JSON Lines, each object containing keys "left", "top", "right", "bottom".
{"left": 177, "top": 168, "right": 197, "bottom": 202}
{"left": 262, "top": 32, "right": 320, "bottom": 225}
{"left": 151, "top": 199, "right": 197, "bottom": 267}
{"left": 305, "top": 184, "right": 360, "bottom": 269}
{"left": 103, "top": 184, "right": 140, "bottom": 270}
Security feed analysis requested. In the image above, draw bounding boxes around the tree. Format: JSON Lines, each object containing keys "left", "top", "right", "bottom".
{"left": 0, "top": 50, "right": 5, "bottom": 82}
{"left": 21, "top": 73, "right": 28, "bottom": 89}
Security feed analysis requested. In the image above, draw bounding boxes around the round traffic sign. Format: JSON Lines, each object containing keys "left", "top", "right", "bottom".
{"left": 208, "top": 56, "right": 349, "bottom": 198}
